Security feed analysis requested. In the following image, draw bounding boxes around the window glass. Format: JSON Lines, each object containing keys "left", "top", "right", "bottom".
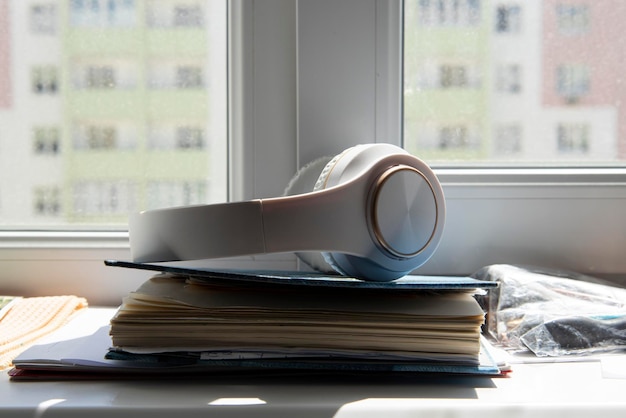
{"left": 0, "top": 0, "right": 227, "bottom": 226}
{"left": 404, "top": 0, "right": 626, "bottom": 166}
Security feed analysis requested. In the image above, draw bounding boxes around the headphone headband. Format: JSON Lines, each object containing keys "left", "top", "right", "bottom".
{"left": 129, "top": 144, "right": 445, "bottom": 281}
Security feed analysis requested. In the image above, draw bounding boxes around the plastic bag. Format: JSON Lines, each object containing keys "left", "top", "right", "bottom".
{"left": 473, "top": 264, "right": 626, "bottom": 357}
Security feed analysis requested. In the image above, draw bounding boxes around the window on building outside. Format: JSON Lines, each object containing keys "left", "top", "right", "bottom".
{"left": 31, "top": 4, "right": 56, "bottom": 34}
{"left": 495, "top": 4, "right": 521, "bottom": 33}
{"left": 33, "top": 126, "right": 61, "bottom": 154}
{"left": 557, "top": 123, "right": 590, "bottom": 154}
{"left": 32, "top": 65, "right": 58, "bottom": 94}
{"left": 418, "top": 0, "right": 481, "bottom": 27}
{"left": 70, "top": 0, "right": 136, "bottom": 28}
{"left": 495, "top": 64, "right": 521, "bottom": 93}
{"left": 494, "top": 124, "right": 522, "bottom": 155}
{"left": 557, "top": 3, "right": 589, "bottom": 35}
{"left": 33, "top": 186, "right": 61, "bottom": 216}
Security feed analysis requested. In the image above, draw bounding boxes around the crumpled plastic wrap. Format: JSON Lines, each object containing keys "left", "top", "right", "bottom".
{"left": 473, "top": 264, "right": 626, "bottom": 357}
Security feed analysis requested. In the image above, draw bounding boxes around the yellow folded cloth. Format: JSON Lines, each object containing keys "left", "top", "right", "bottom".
{"left": 0, "top": 295, "right": 88, "bottom": 369}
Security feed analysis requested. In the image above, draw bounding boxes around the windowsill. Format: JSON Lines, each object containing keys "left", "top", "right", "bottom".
{"left": 2, "top": 308, "right": 626, "bottom": 417}
{"left": 2, "top": 360, "right": 624, "bottom": 416}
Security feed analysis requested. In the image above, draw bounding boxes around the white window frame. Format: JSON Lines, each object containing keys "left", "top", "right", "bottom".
{"left": 2, "top": 0, "right": 626, "bottom": 306}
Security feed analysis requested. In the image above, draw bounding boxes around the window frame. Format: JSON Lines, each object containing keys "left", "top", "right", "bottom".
{"left": 1, "top": 0, "right": 626, "bottom": 306}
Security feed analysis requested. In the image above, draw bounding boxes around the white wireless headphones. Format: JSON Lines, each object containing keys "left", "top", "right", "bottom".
{"left": 129, "top": 143, "right": 446, "bottom": 281}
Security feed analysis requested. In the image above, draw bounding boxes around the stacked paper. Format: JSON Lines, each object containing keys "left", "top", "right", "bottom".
{"left": 110, "top": 273, "right": 487, "bottom": 365}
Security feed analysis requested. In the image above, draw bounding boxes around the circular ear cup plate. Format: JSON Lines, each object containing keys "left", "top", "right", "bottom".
{"left": 370, "top": 166, "right": 438, "bottom": 258}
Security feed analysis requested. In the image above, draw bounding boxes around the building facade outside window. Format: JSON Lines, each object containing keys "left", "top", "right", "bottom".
{"left": 405, "top": 0, "right": 626, "bottom": 163}
{"left": 0, "top": 0, "right": 225, "bottom": 226}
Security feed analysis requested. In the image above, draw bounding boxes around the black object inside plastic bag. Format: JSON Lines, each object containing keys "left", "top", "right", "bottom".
{"left": 521, "top": 315, "right": 626, "bottom": 357}
{"left": 473, "top": 264, "right": 626, "bottom": 357}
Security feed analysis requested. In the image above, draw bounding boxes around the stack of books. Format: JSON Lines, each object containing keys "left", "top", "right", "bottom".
{"left": 104, "top": 261, "right": 502, "bottom": 376}
{"left": 9, "top": 261, "right": 505, "bottom": 379}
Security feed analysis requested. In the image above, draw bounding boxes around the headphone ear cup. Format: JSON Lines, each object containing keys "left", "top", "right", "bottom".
{"left": 312, "top": 143, "right": 443, "bottom": 280}
{"left": 314, "top": 145, "right": 402, "bottom": 279}
{"left": 285, "top": 143, "right": 443, "bottom": 280}
{"left": 283, "top": 155, "right": 337, "bottom": 275}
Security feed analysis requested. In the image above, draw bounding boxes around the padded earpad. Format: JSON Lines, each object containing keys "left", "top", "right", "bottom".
{"left": 310, "top": 148, "right": 355, "bottom": 276}
{"left": 283, "top": 155, "right": 337, "bottom": 274}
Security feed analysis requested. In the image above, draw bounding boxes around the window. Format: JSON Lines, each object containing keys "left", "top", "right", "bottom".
{"left": 147, "top": 60, "right": 205, "bottom": 90}
{"left": 405, "top": 0, "right": 625, "bottom": 165}
{"left": 556, "top": 64, "right": 589, "bottom": 103}
{"left": 146, "top": 0, "right": 205, "bottom": 28}
{"left": 402, "top": 0, "right": 626, "bottom": 287}
{"left": 1, "top": 0, "right": 226, "bottom": 226}
{"left": 70, "top": 0, "right": 136, "bottom": 28}
{"left": 1, "top": 0, "right": 227, "bottom": 302}
{"left": 176, "top": 65, "right": 204, "bottom": 89}
{"left": 85, "top": 66, "right": 117, "bottom": 90}
{"left": 173, "top": 4, "right": 204, "bottom": 27}
{"left": 440, "top": 65, "right": 468, "bottom": 88}
{"left": 494, "top": 124, "right": 522, "bottom": 155}
{"left": 84, "top": 125, "right": 116, "bottom": 150}
{"left": 557, "top": 123, "right": 590, "bottom": 154}
{"left": 417, "top": 0, "right": 481, "bottom": 26}
{"left": 32, "top": 65, "right": 58, "bottom": 94}
{"left": 72, "top": 122, "right": 137, "bottom": 150}
{"left": 175, "top": 126, "right": 205, "bottom": 149}
{"left": 33, "top": 126, "right": 61, "bottom": 154}
{"left": 73, "top": 181, "right": 135, "bottom": 217}
{"left": 1, "top": 1, "right": 625, "bottom": 305}
{"left": 71, "top": 61, "right": 137, "bottom": 90}
{"left": 148, "top": 122, "right": 206, "bottom": 150}
{"left": 31, "top": 4, "right": 57, "bottom": 34}
{"left": 557, "top": 3, "right": 589, "bottom": 35}
{"left": 439, "top": 125, "right": 469, "bottom": 149}
{"left": 33, "top": 186, "right": 61, "bottom": 216}
{"left": 147, "top": 180, "right": 207, "bottom": 209}
{"left": 495, "top": 4, "right": 521, "bottom": 33}
{"left": 293, "top": 0, "right": 621, "bottom": 296}
{"left": 495, "top": 64, "right": 521, "bottom": 93}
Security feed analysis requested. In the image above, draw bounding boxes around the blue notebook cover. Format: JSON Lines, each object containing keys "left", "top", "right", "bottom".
{"left": 104, "top": 259, "right": 497, "bottom": 291}
{"left": 12, "top": 324, "right": 504, "bottom": 378}
{"left": 103, "top": 349, "right": 503, "bottom": 377}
